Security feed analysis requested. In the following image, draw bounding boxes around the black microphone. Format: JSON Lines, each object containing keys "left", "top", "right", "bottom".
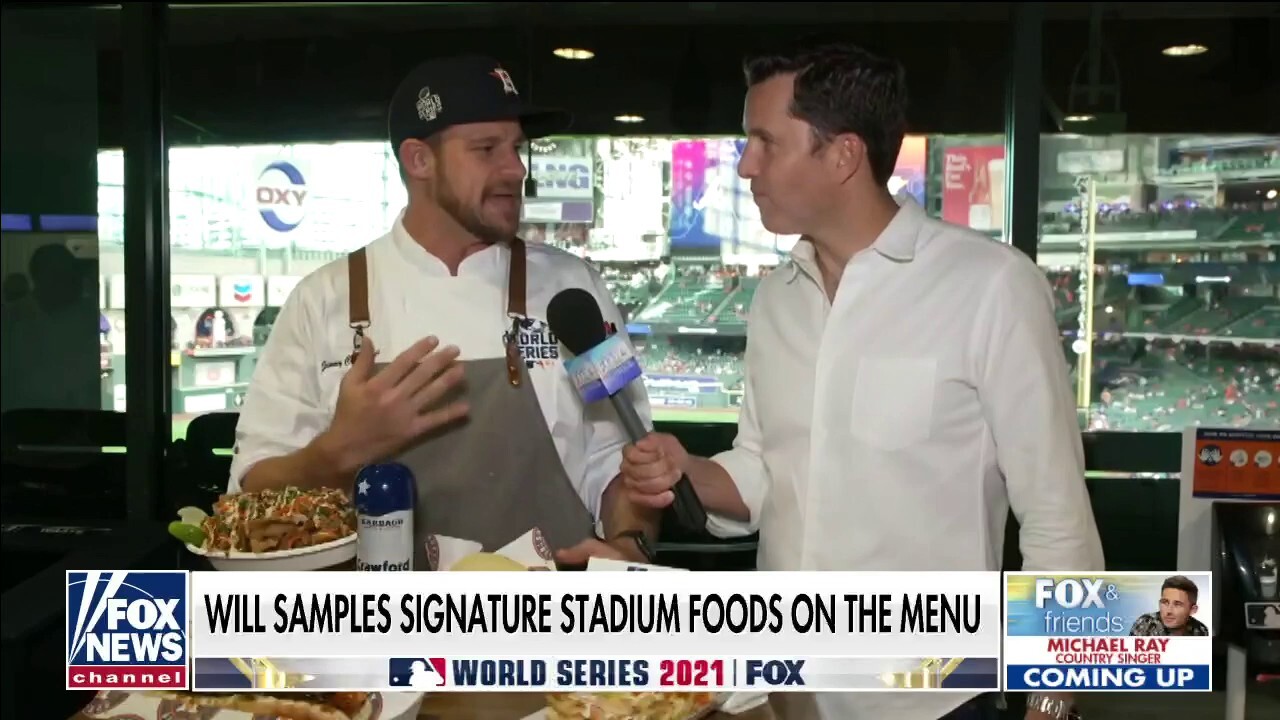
{"left": 547, "top": 288, "right": 709, "bottom": 532}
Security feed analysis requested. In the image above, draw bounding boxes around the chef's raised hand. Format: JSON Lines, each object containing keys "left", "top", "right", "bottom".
{"left": 619, "top": 432, "right": 689, "bottom": 509}
{"left": 319, "top": 335, "right": 469, "bottom": 470}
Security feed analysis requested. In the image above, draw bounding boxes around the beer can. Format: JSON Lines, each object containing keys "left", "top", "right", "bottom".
{"left": 354, "top": 462, "right": 415, "bottom": 571}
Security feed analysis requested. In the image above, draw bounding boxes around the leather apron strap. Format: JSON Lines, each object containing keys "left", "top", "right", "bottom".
{"left": 347, "top": 247, "right": 371, "bottom": 358}
{"left": 349, "top": 241, "right": 528, "bottom": 386}
{"left": 503, "top": 238, "right": 527, "bottom": 386}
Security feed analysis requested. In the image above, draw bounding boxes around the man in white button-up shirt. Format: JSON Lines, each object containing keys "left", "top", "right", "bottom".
{"left": 620, "top": 42, "right": 1104, "bottom": 720}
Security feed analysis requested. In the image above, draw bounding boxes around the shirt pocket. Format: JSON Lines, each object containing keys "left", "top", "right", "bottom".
{"left": 849, "top": 357, "right": 937, "bottom": 451}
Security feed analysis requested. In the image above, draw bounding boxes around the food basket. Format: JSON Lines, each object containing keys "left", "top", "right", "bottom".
{"left": 186, "top": 534, "right": 356, "bottom": 571}
{"left": 79, "top": 689, "right": 424, "bottom": 720}
{"left": 169, "top": 487, "right": 358, "bottom": 571}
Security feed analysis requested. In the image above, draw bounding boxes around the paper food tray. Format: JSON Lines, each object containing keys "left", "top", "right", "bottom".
{"left": 430, "top": 531, "right": 695, "bottom": 572}
{"left": 427, "top": 528, "right": 557, "bottom": 570}
{"left": 585, "top": 557, "right": 688, "bottom": 572}
{"left": 521, "top": 691, "right": 769, "bottom": 720}
{"left": 521, "top": 705, "right": 719, "bottom": 720}
{"left": 80, "top": 690, "right": 425, "bottom": 720}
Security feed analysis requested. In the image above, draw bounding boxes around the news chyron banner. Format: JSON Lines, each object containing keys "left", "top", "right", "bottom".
{"left": 66, "top": 569, "right": 1003, "bottom": 693}
{"left": 1004, "top": 572, "right": 1213, "bottom": 692}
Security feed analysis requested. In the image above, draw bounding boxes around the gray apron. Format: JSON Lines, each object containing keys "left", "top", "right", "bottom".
{"left": 347, "top": 239, "right": 596, "bottom": 568}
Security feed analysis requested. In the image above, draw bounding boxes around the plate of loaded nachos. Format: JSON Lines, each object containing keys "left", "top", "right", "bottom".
{"left": 81, "top": 689, "right": 424, "bottom": 720}
{"left": 168, "top": 486, "right": 357, "bottom": 571}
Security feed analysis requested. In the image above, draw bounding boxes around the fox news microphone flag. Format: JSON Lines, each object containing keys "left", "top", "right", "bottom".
{"left": 1004, "top": 572, "right": 1213, "bottom": 692}
{"left": 546, "top": 286, "right": 708, "bottom": 531}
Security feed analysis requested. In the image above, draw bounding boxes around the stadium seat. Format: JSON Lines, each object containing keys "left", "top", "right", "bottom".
{"left": 1223, "top": 305, "right": 1280, "bottom": 338}
{"left": 0, "top": 409, "right": 129, "bottom": 522}
{"left": 172, "top": 411, "right": 238, "bottom": 511}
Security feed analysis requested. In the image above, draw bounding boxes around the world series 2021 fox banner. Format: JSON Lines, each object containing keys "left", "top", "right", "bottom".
{"left": 1004, "top": 572, "right": 1213, "bottom": 692}
{"left": 187, "top": 656, "right": 1003, "bottom": 693}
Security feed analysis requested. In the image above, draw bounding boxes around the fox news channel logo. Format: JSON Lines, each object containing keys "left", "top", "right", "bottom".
{"left": 1004, "top": 572, "right": 1213, "bottom": 691}
{"left": 66, "top": 570, "right": 189, "bottom": 690}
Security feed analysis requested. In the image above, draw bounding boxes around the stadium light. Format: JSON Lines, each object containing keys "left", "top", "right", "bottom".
{"left": 553, "top": 48, "right": 594, "bottom": 60}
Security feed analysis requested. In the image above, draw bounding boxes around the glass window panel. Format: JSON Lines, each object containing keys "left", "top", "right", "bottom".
{"left": 100, "top": 134, "right": 933, "bottom": 428}
{"left": 1035, "top": 133, "right": 1280, "bottom": 433}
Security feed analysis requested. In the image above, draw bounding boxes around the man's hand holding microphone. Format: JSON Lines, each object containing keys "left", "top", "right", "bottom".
{"left": 556, "top": 433, "right": 702, "bottom": 567}
{"left": 617, "top": 433, "right": 752, "bottom": 524}
{"left": 619, "top": 433, "right": 691, "bottom": 510}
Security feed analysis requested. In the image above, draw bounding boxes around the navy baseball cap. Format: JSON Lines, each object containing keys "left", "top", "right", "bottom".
{"left": 388, "top": 54, "right": 572, "bottom": 153}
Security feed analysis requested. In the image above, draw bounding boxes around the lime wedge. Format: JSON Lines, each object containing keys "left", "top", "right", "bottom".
{"left": 176, "top": 506, "right": 208, "bottom": 526}
{"left": 168, "top": 521, "right": 206, "bottom": 547}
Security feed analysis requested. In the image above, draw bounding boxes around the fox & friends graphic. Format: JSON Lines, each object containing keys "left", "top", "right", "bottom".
{"left": 1004, "top": 572, "right": 1213, "bottom": 691}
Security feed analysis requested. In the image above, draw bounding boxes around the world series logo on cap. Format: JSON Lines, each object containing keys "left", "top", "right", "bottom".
{"left": 491, "top": 68, "right": 517, "bottom": 95}
{"left": 417, "top": 87, "right": 442, "bottom": 122}
{"left": 66, "top": 570, "right": 190, "bottom": 691}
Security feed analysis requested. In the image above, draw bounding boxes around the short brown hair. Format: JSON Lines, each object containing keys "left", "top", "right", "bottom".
{"left": 743, "top": 40, "right": 907, "bottom": 185}
{"left": 1162, "top": 575, "right": 1199, "bottom": 605}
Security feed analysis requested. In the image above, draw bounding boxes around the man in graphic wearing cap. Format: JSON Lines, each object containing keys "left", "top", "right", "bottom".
{"left": 231, "top": 55, "right": 659, "bottom": 568}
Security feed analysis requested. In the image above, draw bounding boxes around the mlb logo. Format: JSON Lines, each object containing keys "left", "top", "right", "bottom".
{"left": 388, "top": 657, "right": 447, "bottom": 688}
{"left": 66, "top": 570, "right": 189, "bottom": 691}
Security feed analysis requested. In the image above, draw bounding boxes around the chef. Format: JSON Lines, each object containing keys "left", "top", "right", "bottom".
{"left": 617, "top": 42, "right": 1104, "bottom": 719}
{"left": 229, "top": 54, "right": 658, "bottom": 568}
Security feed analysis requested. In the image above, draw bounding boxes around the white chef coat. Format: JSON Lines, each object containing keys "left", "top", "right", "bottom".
{"left": 708, "top": 198, "right": 1105, "bottom": 719}
{"left": 228, "top": 215, "right": 652, "bottom": 523}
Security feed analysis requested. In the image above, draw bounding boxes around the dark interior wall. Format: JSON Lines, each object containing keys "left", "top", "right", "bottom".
{"left": 1, "top": 7, "right": 98, "bottom": 217}
{"left": 86, "top": 6, "right": 1275, "bottom": 148}
{"left": 0, "top": 7, "right": 102, "bottom": 412}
